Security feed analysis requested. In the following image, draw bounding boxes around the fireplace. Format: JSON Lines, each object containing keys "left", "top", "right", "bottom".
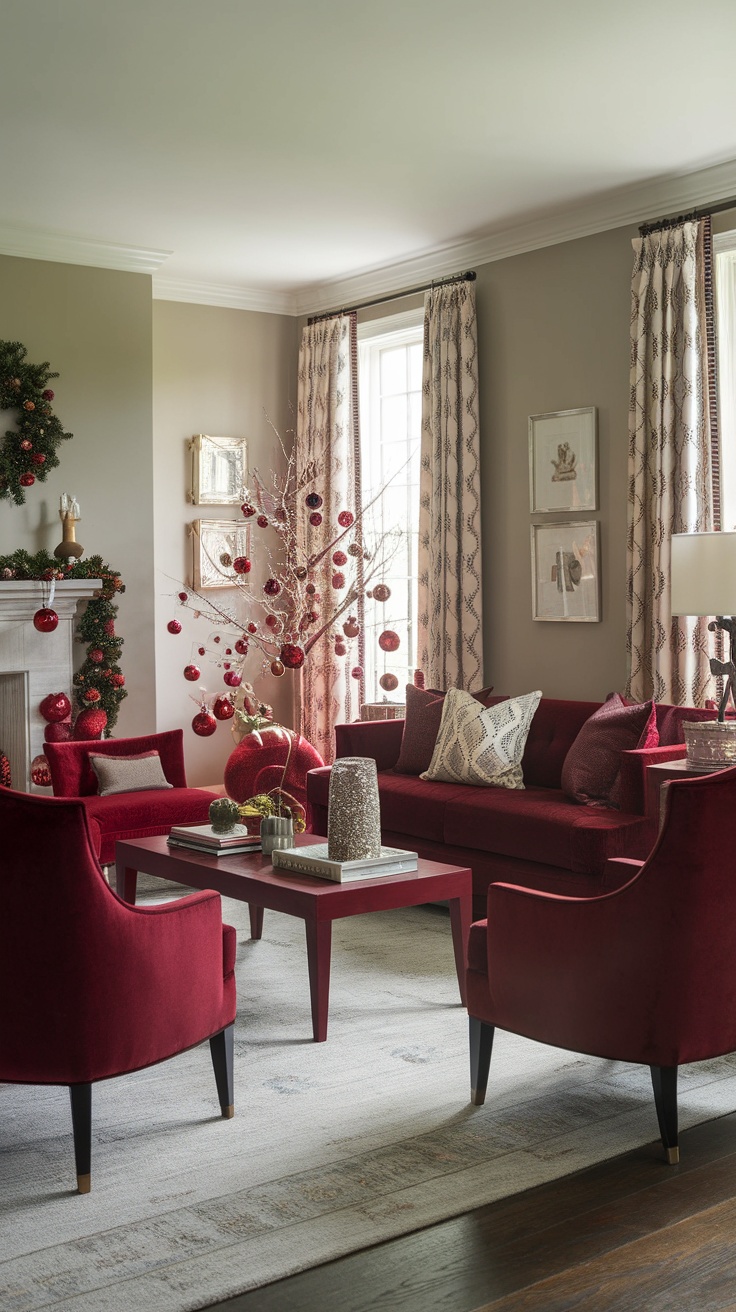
{"left": 0, "top": 579, "right": 101, "bottom": 791}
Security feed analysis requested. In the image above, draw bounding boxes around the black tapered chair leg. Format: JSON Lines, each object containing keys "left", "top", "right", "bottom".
{"left": 69, "top": 1083, "right": 92, "bottom": 1193}
{"left": 469, "top": 1017, "right": 495, "bottom": 1106}
{"left": 210, "top": 1024, "right": 234, "bottom": 1118}
{"left": 650, "top": 1064, "right": 679, "bottom": 1164}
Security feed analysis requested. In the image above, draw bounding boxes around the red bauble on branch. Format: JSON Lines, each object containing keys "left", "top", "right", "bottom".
{"left": 212, "top": 695, "right": 235, "bottom": 721}
{"left": 33, "top": 607, "right": 58, "bottom": 633}
{"left": 39, "top": 691, "right": 71, "bottom": 723}
{"left": 192, "top": 709, "right": 217, "bottom": 737}
{"left": 280, "top": 642, "right": 305, "bottom": 669}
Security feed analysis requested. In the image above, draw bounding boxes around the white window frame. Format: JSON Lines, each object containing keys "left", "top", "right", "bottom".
{"left": 714, "top": 231, "right": 736, "bottom": 529}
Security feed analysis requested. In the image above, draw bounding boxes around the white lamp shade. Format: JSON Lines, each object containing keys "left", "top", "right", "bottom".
{"left": 670, "top": 532, "right": 736, "bottom": 617}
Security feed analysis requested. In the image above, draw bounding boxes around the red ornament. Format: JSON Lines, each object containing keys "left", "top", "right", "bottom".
{"left": 213, "top": 695, "right": 235, "bottom": 721}
{"left": 39, "top": 691, "right": 72, "bottom": 723}
{"left": 197, "top": 646, "right": 206, "bottom": 656}
{"left": 223, "top": 725, "right": 324, "bottom": 808}
{"left": 338, "top": 510, "right": 354, "bottom": 528}
{"left": 351, "top": 666, "right": 363, "bottom": 680}
{"left": 279, "top": 642, "right": 305, "bottom": 669}
{"left": 247, "top": 621, "right": 258, "bottom": 634}
{"left": 332, "top": 572, "right": 346, "bottom": 590}
{"left": 270, "top": 659, "right": 285, "bottom": 677}
{"left": 192, "top": 709, "right": 217, "bottom": 737}
{"left": 309, "top": 511, "right": 323, "bottom": 527}
{"left": 31, "top": 453, "right": 46, "bottom": 465}
{"left": 305, "top": 492, "right": 323, "bottom": 509}
{"left": 223, "top": 661, "right": 231, "bottom": 670}
{"left": 111, "top": 673, "right": 125, "bottom": 687}
{"left": 103, "top": 619, "right": 115, "bottom": 636}
{"left": 20, "top": 439, "right": 32, "bottom": 451}
{"left": 241, "top": 502, "right": 256, "bottom": 517}
{"left": 334, "top": 641, "right": 347, "bottom": 657}
{"left": 167, "top": 620, "right": 182, "bottom": 635}
{"left": 23, "top": 400, "right": 35, "bottom": 411}
{"left": 213, "top": 635, "right": 221, "bottom": 644}
{"left": 235, "top": 637, "right": 249, "bottom": 655}
{"left": 178, "top": 591, "right": 188, "bottom": 602}
{"left": 306, "top": 583, "right": 317, "bottom": 596}
{"left": 20, "top": 473, "right": 35, "bottom": 487}
{"left": 83, "top": 688, "right": 101, "bottom": 702}
{"left": 74, "top": 707, "right": 108, "bottom": 740}
{"left": 379, "top": 629, "right": 400, "bottom": 652}
{"left": 224, "top": 670, "right": 242, "bottom": 687}
{"left": 183, "top": 664, "right": 201, "bottom": 681}
{"left": 380, "top": 672, "right": 399, "bottom": 692}
{"left": 233, "top": 556, "right": 251, "bottom": 574}
{"left": 33, "top": 607, "right": 58, "bottom": 633}
{"left": 257, "top": 514, "right": 269, "bottom": 528}
{"left": 42, "top": 388, "right": 55, "bottom": 401}
{"left": 372, "top": 583, "right": 391, "bottom": 603}
{"left": 31, "top": 754, "right": 52, "bottom": 787}
{"left": 88, "top": 648, "right": 104, "bottom": 664}
{"left": 342, "top": 616, "right": 360, "bottom": 638}
{"left": 332, "top": 550, "right": 348, "bottom": 567}
{"left": 265, "top": 614, "right": 282, "bottom": 632}
{"left": 264, "top": 578, "right": 281, "bottom": 597}
{"left": 44, "top": 721, "right": 72, "bottom": 743}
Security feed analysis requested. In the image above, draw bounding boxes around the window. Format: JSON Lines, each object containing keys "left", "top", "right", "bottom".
{"left": 715, "top": 235, "right": 736, "bottom": 529}
{"left": 358, "top": 312, "right": 423, "bottom": 703}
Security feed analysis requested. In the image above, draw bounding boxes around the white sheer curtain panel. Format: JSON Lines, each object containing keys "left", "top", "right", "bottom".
{"left": 296, "top": 315, "right": 359, "bottom": 763}
{"left": 417, "top": 280, "right": 483, "bottom": 691}
{"left": 627, "top": 221, "right": 714, "bottom": 705}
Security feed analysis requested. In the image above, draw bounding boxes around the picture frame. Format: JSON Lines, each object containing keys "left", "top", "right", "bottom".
{"left": 528, "top": 407, "right": 597, "bottom": 513}
{"left": 190, "top": 520, "right": 250, "bottom": 590}
{"left": 531, "top": 520, "right": 600, "bottom": 622}
{"left": 189, "top": 434, "right": 247, "bottom": 506}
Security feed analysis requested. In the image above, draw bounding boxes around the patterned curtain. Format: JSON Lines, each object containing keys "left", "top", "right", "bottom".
{"left": 626, "top": 220, "right": 715, "bottom": 705}
{"left": 417, "top": 281, "right": 483, "bottom": 691}
{"left": 296, "top": 314, "right": 360, "bottom": 763}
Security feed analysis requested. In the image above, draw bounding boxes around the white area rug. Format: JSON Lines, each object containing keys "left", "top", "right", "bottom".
{"left": 3, "top": 879, "right": 736, "bottom": 1312}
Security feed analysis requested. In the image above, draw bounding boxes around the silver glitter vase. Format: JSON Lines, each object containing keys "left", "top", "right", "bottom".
{"left": 327, "top": 756, "right": 382, "bottom": 862}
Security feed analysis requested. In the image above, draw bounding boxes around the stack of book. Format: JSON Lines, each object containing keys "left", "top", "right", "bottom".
{"left": 271, "top": 844, "right": 418, "bottom": 883}
{"left": 167, "top": 823, "right": 262, "bottom": 856}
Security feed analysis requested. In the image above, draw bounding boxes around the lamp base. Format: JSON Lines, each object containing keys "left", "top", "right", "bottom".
{"left": 683, "top": 720, "right": 736, "bottom": 771}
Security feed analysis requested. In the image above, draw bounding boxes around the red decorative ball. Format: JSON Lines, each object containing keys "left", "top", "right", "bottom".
{"left": 280, "top": 642, "right": 305, "bottom": 669}
{"left": 44, "top": 721, "right": 72, "bottom": 743}
{"left": 305, "top": 492, "right": 323, "bottom": 509}
{"left": 31, "top": 754, "right": 52, "bottom": 788}
{"left": 213, "top": 695, "right": 235, "bottom": 721}
{"left": 31, "top": 453, "right": 46, "bottom": 465}
{"left": 167, "top": 620, "right": 182, "bottom": 635}
{"left": 88, "top": 648, "right": 104, "bottom": 664}
{"left": 235, "top": 637, "right": 249, "bottom": 655}
{"left": 264, "top": 578, "right": 281, "bottom": 596}
{"left": 111, "top": 673, "right": 125, "bottom": 687}
{"left": 198, "top": 646, "right": 206, "bottom": 656}
{"left": 103, "top": 619, "right": 115, "bottom": 636}
{"left": 309, "top": 511, "right": 323, "bottom": 527}
{"left": 265, "top": 614, "right": 281, "bottom": 631}
{"left": 241, "top": 502, "right": 256, "bottom": 517}
{"left": 20, "top": 473, "right": 36, "bottom": 487}
{"left": 23, "top": 400, "right": 35, "bottom": 411}
{"left": 332, "top": 550, "right": 348, "bottom": 567}
{"left": 338, "top": 510, "right": 354, "bottom": 528}
{"left": 306, "top": 583, "right": 316, "bottom": 596}
{"left": 343, "top": 616, "right": 360, "bottom": 638}
{"left": 83, "top": 688, "right": 101, "bottom": 703}
{"left": 270, "top": 659, "right": 285, "bottom": 677}
{"left": 233, "top": 556, "right": 251, "bottom": 574}
{"left": 39, "top": 691, "right": 72, "bottom": 723}
{"left": 192, "top": 709, "right": 217, "bottom": 737}
{"left": 20, "top": 439, "right": 32, "bottom": 451}
{"left": 183, "top": 664, "right": 201, "bottom": 681}
{"left": 33, "top": 607, "right": 58, "bottom": 632}
{"left": 178, "top": 591, "right": 188, "bottom": 602}
{"left": 332, "top": 572, "right": 346, "bottom": 590}
{"left": 380, "top": 672, "right": 399, "bottom": 692}
{"left": 246, "top": 621, "right": 258, "bottom": 634}
{"left": 42, "top": 389, "right": 55, "bottom": 401}
{"left": 379, "top": 629, "right": 400, "bottom": 652}
{"left": 351, "top": 666, "right": 363, "bottom": 680}
{"left": 223, "top": 726, "right": 324, "bottom": 807}
{"left": 334, "top": 641, "right": 347, "bottom": 656}
{"left": 257, "top": 514, "right": 269, "bottom": 528}
{"left": 73, "top": 708, "right": 108, "bottom": 740}
{"left": 372, "top": 583, "right": 391, "bottom": 603}
{"left": 224, "top": 670, "right": 242, "bottom": 687}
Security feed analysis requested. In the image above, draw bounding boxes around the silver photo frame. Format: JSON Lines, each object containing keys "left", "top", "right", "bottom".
{"left": 531, "top": 520, "right": 600, "bottom": 622}
{"left": 529, "top": 407, "right": 597, "bottom": 513}
{"left": 190, "top": 520, "right": 250, "bottom": 590}
{"left": 189, "top": 434, "right": 247, "bottom": 506}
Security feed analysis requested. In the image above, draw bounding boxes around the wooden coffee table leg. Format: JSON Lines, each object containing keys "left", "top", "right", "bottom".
{"left": 448, "top": 892, "right": 472, "bottom": 1006}
{"left": 305, "top": 918, "right": 332, "bottom": 1042}
{"left": 115, "top": 865, "right": 138, "bottom": 904}
{"left": 249, "top": 904, "right": 264, "bottom": 939}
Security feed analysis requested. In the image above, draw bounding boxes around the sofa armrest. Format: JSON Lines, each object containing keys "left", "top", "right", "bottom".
{"left": 334, "top": 718, "right": 404, "bottom": 770}
{"left": 619, "top": 743, "right": 687, "bottom": 815}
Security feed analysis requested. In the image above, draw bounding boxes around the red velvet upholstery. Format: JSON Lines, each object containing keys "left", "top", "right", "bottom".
{"left": 223, "top": 726, "right": 324, "bottom": 810}
{"left": 466, "top": 767, "right": 736, "bottom": 1161}
{"left": 0, "top": 787, "right": 237, "bottom": 1190}
{"left": 45, "top": 730, "right": 219, "bottom": 865}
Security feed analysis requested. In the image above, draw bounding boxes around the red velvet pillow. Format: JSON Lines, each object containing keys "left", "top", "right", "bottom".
{"left": 561, "top": 693, "right": 658, "bottom": 809}
{"left": 394, "top": 683, "right": 498, "bottom": 776}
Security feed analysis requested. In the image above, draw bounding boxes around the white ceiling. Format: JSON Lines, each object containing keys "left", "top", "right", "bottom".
{"left": 3, "top": 0, "right": 736, "bottom": 315}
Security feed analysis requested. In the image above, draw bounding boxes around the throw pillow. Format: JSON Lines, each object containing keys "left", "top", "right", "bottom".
{"left": 420, "top": 688, "right": 542, "bottom": 789}
{"left": 561, "top": 694, "right": 658, "bottom": 809}
{"left": 89, "top": 750, "right": 173, "bottom": 797}
{"left": 394, "top": 683, "right": 499, "bottom": 776}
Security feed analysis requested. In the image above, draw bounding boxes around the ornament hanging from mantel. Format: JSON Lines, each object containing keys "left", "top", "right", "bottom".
{"left": 0, "top": 341, "right": 73, "bottom": 505}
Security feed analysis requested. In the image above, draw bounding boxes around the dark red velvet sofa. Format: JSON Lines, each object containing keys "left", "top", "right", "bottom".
{"left": 307, "top": 698, "right": 705, "bottom": 920}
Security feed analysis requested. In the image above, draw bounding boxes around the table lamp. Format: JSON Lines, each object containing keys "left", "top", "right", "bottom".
{"left": 670, "top": 531, "right": 736, "bottom": 768}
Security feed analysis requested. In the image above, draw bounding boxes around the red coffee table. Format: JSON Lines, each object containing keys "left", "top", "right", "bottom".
{"left": 115, "top": 833, "right": 472, "bottom": 1042}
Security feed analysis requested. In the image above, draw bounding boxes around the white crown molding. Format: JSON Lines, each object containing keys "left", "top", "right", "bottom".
{"left": 152, "top": 275, "right": 298, "bottom": 316}
{"left": 0, "top": 221, "right": 171, "bottom": 274}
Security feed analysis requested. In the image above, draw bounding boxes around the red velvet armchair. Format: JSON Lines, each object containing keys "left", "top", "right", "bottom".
{"left": 45, "top": 729, "right": 219, "bottom": 865}
{"left": 466, "top": 766, "right": 736, "bottom": 1164}
{"left": 0, "top": 788, "right": 237, "bottom": 1193}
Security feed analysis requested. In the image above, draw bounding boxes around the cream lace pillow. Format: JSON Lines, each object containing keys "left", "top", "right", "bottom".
{"left": 421, "top": 688, "right": 542, "bottom": 789}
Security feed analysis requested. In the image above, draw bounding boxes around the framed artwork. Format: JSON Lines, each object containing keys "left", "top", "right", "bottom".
{"left": 190, "top": 520, "right": 250, "bottom": 589}
{"left": 528, "top": 407, "right": 597, "bottom": 513}
{"left": 531, "top": 520, "right": 600, "bottom": 622}
{"left": 189, "top": 434, "right": 247, "bottom": 506}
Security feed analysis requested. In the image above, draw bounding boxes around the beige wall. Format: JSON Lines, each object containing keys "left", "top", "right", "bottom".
{"left": 476, "top": 224, "right": 636, "bottom": 700}
{"left": 0, "top": 254, "right": 155, "bottom": 734}
{"left": 152, "top": 300, "right": 297, "bottom": 785}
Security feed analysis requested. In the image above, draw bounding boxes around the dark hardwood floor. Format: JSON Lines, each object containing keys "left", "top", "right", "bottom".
{"left": 204, "top": 1111, "right": 736, "bottom": 1312}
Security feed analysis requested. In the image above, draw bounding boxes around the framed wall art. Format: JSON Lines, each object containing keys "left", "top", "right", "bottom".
{"left": 189, "top": 434, "right": 247, "bottom": 506}
{"left": 531, "top": 520, "right": 600, "bottom": 622}
{"left": 529, "top": 407, "right": 597, "bottom": 513}
{"left": 190, "top": 520, "right": 250, "bottom": 590}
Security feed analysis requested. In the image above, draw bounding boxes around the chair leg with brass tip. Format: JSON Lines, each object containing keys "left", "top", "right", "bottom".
{"left": 469, "top": 1017, "right": 495, "bottom": 1106}
{"left": 651, "top": 1064, "right": 679, "bottom": 1164}
{"left": 210, "top": 1024, "right": 235, "bottom": 1119}
{"left": 69, "top": 1083, "right": 92, "bottom": 1194}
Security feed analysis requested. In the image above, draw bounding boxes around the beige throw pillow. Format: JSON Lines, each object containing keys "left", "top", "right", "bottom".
{"left": 421, "top": 688, "right": 542, "bottom": 789}
{"left": 89, "top": 750, "right": 173, "bottom": 797}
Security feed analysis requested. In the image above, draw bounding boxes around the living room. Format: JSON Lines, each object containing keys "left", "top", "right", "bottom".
{"left": 4, "top": 2, "right": 736, "bottom": 1309}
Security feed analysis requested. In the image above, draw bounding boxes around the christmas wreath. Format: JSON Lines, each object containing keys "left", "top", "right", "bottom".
{"left": 0, "top": 341, "right": 73, "bottom": 505}
{"left": 0, "top": 550, "right": 127, "bottom": 729}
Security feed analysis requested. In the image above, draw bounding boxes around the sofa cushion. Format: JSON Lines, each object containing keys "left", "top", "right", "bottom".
{"left": 422, "top": 688, "right": 542, "bottom": 789}
{"left": 394, "top": 683, "right": 498, "bottom": 776}
{"left": 89, "top": 750, "right": 173, "bottom": 797}
{"left": 561, "top": 694, "right": 657, "bottom": 808}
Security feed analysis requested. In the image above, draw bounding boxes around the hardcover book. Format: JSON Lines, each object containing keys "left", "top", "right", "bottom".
{"left": 271, "top": 844, "right": 418, "bottom": 883}
{"left": 168, "top": 822, "right": 261, "bottom": 850}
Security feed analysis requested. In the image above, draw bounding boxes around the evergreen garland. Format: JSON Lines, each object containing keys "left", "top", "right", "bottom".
{"left": 0, "top": 341, "right": 73, "bottom": 505}
{"left": 0, "top": 550, "right": 127, "bottom": 729}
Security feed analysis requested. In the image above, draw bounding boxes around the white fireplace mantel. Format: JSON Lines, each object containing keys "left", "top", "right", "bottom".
{"left": 0, "top": 579, "right": 102, "bottom": 790}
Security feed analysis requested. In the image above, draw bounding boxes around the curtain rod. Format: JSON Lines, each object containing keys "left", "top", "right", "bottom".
{"left": 639, "top": 195, "right": 736, "bottom": 236}
{"left": 307, "top": 269, "right": 476, "bottom": 325}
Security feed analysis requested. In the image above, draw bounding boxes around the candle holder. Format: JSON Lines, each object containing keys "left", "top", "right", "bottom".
{"left": 54, "top": 494, "right": 84, "bottom": 561}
